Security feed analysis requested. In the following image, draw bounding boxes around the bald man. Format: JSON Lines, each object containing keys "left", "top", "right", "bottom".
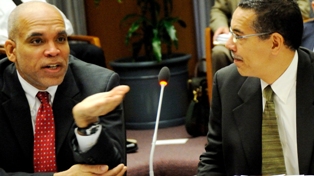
{"left": 0, "top": 0, "right": 107, "bottom": 68}
{"left": 1, "top": 1, "right": 128, "bottom": 175}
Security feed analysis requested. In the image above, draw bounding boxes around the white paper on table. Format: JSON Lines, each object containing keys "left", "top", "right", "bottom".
{"left": 214, "top": 33, "right": 231, "bottom": 45}
{"left": 155, "top": 138, "right": 188, "bottom": 145}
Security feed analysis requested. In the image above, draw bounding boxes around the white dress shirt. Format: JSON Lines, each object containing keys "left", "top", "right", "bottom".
{"left": 260, "top": 51, "right": 299, "bottom": 174}
{"left": 0, "top": 0, "right": 74, "bottom": 45}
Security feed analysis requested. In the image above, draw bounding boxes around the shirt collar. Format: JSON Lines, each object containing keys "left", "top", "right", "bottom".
{"left": 17, "top": 70, "right": 58, "bottom": 104}
{"left": 261, "top": 51, "right": 298, "bottom": 103}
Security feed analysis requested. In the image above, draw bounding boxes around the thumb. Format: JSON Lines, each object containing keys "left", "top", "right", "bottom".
{"left": 82, "top": 165, "right": 109, "bottom": 174}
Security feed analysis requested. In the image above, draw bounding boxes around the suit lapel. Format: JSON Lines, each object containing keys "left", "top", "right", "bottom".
{"left": 295, "top": 48, "right": 314, "bottom": 174}
{"left": 1, "top": 65, "right": 34, "bottom": 160}
{"left": 52, "top": 67, "right": 80, "bottom": 154}
{"left": 234, "top": 77, "right": 263, "bottom": 172}
{"left": 2, "top": 61, "right": 82, "bottom": 157}
{"left": 233, "top": 49, "right": 314, "bottom": 173}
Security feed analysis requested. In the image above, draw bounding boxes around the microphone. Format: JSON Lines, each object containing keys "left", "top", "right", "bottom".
{"left": 149, "top": 66, "right": 170, "bottom": 176}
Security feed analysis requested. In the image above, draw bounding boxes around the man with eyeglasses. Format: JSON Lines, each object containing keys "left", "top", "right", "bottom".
{"left": 198, "top": 0, "right": 314, "bottom": 175}
{"left": 209, "top": 0, "right": 310, "bottom": 78}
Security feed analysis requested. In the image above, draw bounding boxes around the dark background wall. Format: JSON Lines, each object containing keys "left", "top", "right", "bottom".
{"left": 84, "top": 0, "right": 198, "bottom": 76}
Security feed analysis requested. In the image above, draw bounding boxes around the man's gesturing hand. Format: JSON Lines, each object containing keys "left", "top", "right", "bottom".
{"left": 73, "top": 85, "right": 130, "bottom": 128}
{"left": 54, "top": 163, "right": 127, "bottom": 176}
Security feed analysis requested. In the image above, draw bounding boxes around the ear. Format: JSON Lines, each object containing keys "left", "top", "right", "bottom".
{"left": 4, "top": 39, "right": 17, "bottom": 62}
{"left": 270, "top": 33, "right": 283, "bottom": 55}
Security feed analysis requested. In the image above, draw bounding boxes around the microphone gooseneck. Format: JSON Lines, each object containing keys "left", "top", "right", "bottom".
{"left": 149, "top": 66, "right": 170, "bottom": 176}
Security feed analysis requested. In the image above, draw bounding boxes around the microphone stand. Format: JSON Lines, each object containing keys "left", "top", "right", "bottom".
{"left": 149, "top": 82, "right": 167, "bottom": 176}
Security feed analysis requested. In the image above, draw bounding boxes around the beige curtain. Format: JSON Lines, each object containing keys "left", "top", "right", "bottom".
{"left": 193, "top": 0, "right": 213, "bottom": 71}
{"left": 47, "top": 0, "right": 87, "bottom": 35}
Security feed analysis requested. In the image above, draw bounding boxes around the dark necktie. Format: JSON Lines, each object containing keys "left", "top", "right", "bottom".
{"left": 262, "top": 86, "right": 286, "bottom": 174}
{"left": 33, "top": 92, "right": 57, "bottom": 172}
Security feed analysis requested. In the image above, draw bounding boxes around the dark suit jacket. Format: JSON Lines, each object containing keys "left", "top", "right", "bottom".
{"left": 197, "top": 47, "right": 314, "bottom": 175}
{"left": 301, "top": 19, "right": 314, "bottom": 50}
{"left": 0, "top": 56, "right": 124, "bottom": 175}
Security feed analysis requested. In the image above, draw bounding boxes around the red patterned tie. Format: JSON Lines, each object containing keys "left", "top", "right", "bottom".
{"left": 33, "top": 91, "right": 57, "bottom": 172}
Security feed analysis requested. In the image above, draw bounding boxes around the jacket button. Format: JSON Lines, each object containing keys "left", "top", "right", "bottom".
{"left": 87, "top": 157, "right": 95, "bottom": 163}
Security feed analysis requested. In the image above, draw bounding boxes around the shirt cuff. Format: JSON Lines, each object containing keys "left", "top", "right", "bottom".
{"left": 75, "top": 125, "right": 102, "bottom": 153}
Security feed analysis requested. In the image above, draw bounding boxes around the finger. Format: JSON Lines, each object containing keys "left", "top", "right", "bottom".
{"left": 110, "top": 85, "right": 130, "bottom": 95}
{"left": 214, "top": 27, "right": 230, "bottom": 40}
{"left": 113, "top": 85, "right": 130, "bottom": 91}
{"left": 102, "top": 164, "right": 125, "bottom": 176}
{"left": 73, "top": 85, "right": 130, "bottom": 125}
{"left": 116, "top": 166, "right": 127, "bottom": 176}
{"left": 213, "top": 32, "right": 220, "bottom": 41}
{"left": 223, "top": 28, "right": 230, "bottom": 34}
{"left": 80, "top": 164, "right": 109, "bottom": 174}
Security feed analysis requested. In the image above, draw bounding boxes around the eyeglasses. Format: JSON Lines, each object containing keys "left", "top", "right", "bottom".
{"left": 229, "top": 28, "right": 271, "bottom": 43}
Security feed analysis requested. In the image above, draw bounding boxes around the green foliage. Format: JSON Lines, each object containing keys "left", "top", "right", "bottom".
{"left": 94, "top": 0, "right": 186, "bottom": 62}
{"left": 123, "top": 0, "right": 186, "bottom": 62}
{"left": 93, "top": 0, "right": 101, "bottom": 6}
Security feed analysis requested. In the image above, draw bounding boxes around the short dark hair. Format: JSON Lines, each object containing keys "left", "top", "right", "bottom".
{"left": 238, "top": 0, "right": 303, "bottom": 50}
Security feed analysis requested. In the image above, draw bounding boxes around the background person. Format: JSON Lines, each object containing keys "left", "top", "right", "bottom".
{"left": 301, "top": 0, "right": 314, "bottom": 50}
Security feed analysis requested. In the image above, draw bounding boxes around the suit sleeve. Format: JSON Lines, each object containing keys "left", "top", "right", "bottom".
{"left": 209, "top": 0, "right": 233, "bottom": 32}
{"left": 197, "top": 72, "right": 225, "bottom": 175}
{"left": 71, "top": 72, "right": 125, "bottom": 169}
{"left": 0, "top": 168, "right": 53, "bottom": 176}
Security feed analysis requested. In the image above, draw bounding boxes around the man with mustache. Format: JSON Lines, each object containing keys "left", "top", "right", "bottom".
{"left": 198, "top": 0, "right": 314, "bottom": 175}
{"left": 0, "top": 0, "right": 107, "bottom": 68}
{"left": 0, "top": 1, "right": 129, "bottom": 175}
{"left": 209, "top": 0, "right": 310, "bottom": 78}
